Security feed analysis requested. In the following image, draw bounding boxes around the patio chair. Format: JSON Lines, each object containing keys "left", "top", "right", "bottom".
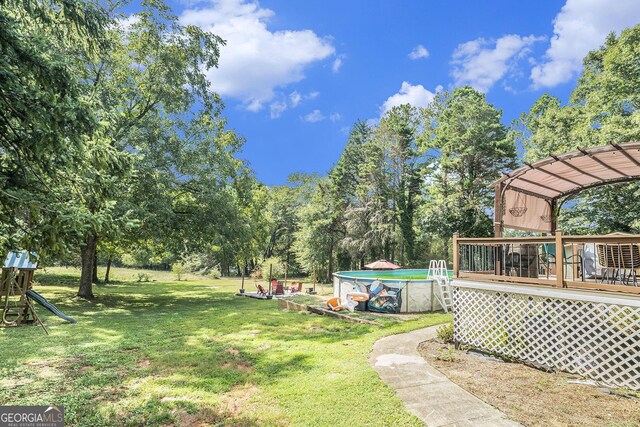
{"left": 504, "top": 244, "right": 539, "bottom": 278}
{"left": 256, "top": 283, "right": 268, "bottom": 297}
{"left": 596, "top": 243, "right": 640, "bottom": 285}
{"left": 271, "top": 280, "right": 284, "bottom": 295}
{"left": 537, "top": 244, "right": 583, "bottom": 280}
{"left": 539, "top": 243, "right": 556, "bottom": 278}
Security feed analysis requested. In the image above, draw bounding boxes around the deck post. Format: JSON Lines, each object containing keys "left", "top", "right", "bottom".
{"left": 555, "top": 230, "right": 564, "bottom": 288}
{"left": 494, "top": 183, "right": 504, "bottom": 276}
{"left": 493, "top": 182, "right": 504, "bottom": 237}
{"left": 550, "top": 199, "right": 557, "bottom": 233}
{"left": 453, "top": 232, "right": 460, "bottom": 278}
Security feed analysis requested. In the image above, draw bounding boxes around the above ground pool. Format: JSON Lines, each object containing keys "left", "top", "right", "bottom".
{"left": 332, "top": 269, "right": 453, "bottom": 314}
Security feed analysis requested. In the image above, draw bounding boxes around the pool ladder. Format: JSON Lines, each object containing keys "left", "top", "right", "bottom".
{"left": 428, "top": 260, "right": 453, "bottom": 313}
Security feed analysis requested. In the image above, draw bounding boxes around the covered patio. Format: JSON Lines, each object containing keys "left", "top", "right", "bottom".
{"left": 450, "top": 141, "right": 640, "bottom": 391}
{"left": 453, "top": 141, "right": 640, "bottom": 293}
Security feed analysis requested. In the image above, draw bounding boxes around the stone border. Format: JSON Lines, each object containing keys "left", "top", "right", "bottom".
{"left": 277, "top": 298, "right": 383, "bottom": 326}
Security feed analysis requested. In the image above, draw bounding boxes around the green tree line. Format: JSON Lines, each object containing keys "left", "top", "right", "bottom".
{"left": 270, "top": 25, "right": 640, "bottom": 282}
{"left": 2, "top": 0, "right": 639, "bottom": 292}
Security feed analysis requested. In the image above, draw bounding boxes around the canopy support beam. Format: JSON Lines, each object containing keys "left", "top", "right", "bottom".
{"left": 515, "top": 176, "right": 563, "bottom": 196}
{"left": 551, "top": 155, "right": 604, "bottom": 181}
{"left": 550, "top": 199, "right": 557, "bottom": 234}
{"left": 534, "top": 164, "right": 584, "bottom": 187}
{"left": 494, "top": 181, "right": 504, "bottom": 237}
{"left": 611, "top": 142, "right": 640, "bottom": 167}
{"left": 578, "top": 148, "right": 629, "bottom": 177}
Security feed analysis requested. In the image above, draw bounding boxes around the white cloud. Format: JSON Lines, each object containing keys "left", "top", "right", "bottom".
{"left": 246, "top": 99, "right": 262, "bottom": 112}
{"left": 531, "top": 0, "right": 640, "bottom": 88}
{"left": 408, "top": 44, "right": 429, "bottom": 60}
{"left": 180, "top": 0, "right": 335, "bottom": 110}
{"left": 451, "top": 34, "right": 544, "bottom": 92}
{"left": 380, "top": 82, "right": 441, "bottom": 114}
{"left": 269, "top": 101, "right": 287, "bottom": 119}
{"left": 268, "top": 90, "right": 319, "bottom": 119}
{"left": 289, "top": 91, "right": 302, "bottom": 108}
{"left": 329, "top": 113, "right": 342, "bottom": 122}
{"left": 302, "top": 110, "right": 326, "bottom": 123}
{"left": 332, "top": 54, "right": 346, "bottom": 73}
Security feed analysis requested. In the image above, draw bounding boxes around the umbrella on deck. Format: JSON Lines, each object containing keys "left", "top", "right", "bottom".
{"left": 363, "top": 259, "right": 400, "bottom": 270}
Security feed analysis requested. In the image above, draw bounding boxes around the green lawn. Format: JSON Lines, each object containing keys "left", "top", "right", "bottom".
{"left": 0, "top": 266, "right": 450, "bottom": 426}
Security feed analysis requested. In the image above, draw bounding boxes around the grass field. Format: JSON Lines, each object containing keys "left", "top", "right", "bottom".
{"left": 0, "top": 266, "right": 450, "bottom": 426}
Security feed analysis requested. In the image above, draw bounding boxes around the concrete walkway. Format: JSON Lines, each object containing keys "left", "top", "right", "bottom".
{"left": 370, "top": 326, "right": 521, "bottom": 427}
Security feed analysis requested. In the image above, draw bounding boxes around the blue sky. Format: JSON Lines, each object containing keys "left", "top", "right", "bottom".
{"left": 164, "top": 0, "right": 640, "bottom": 185}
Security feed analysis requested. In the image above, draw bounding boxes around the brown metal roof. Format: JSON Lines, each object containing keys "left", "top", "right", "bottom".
{"left": 492, "top": 141, "right": 640, "bottom": 201}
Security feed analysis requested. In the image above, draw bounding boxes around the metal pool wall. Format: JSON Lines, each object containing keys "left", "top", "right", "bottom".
{"left": 332, "top": 269, "right": 451, "bottom": 313}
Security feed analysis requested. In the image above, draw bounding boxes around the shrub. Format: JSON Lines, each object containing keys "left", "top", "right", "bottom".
{"left": 208, "top": 267, "right": 221, "bottom": 279}
{"left": 434, "top": 346, "right": 457, "bottom": 362}
{"left": 436, "top": 322, "right": 455, "bottom": 344}
{"left": 182, "top": 253, "right": 219, "bottom": 276}
{"left": 257, "top": 257, "right": 286, "bottom": 280}
{"left": 249, "top": 266, "right": 262, "bottom": 280}
{"left": 137, "top": 272, "right": 151, "bottom": 282}
{"left": 171, "top": 262, "right": 188, "bottom": 281}
{"left": 120, "top": 253, "right": 137, "bottom": 267}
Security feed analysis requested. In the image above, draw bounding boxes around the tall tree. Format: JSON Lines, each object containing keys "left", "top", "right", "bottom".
{"left": 330, "top": 120, "right": 369, "bottom": 269}
{"left": 0, "top": 0, "right": 109, "bottom": 255}
{"left": 342, "top": 106, "right": 422, "bottom": 266}
{"left": 421, "top": 87, "right": 517, "bottom": 258}
{"left": 293, "top": 176, "right": 342, "bottom": 282}
{"left": 73, "top": 2, "right": 226, "bottom": 297}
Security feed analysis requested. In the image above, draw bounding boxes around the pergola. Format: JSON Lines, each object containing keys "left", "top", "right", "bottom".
{"left": 491, "top": 141, "right": 640, "bottom": 237}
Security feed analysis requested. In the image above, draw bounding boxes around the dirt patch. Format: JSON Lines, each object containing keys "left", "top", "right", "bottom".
{"left": 160, "top": 388, "right": 260, "bottom": 427}
{"left": 0, "top": 377, "right": 34, "bottom": 388}
{"left": 136, "top": 358, "right": 151, "bottom": 368}
{"left": 220, "top": 361, "right": 254, "bottom": 372}
{"left": 418, "top": 339, "right": 640, "bottom": 427}
{"left": 218, "top": 385, "right": 260, "bottom": 416}
{"left": 168, "top": 409, "right": 205, "bottom": 427}
{"left": 236, "top": 363, "right": 253, "bottom": 372}
{"left": 24, "top": 359, "right": 64, "bottom": 379}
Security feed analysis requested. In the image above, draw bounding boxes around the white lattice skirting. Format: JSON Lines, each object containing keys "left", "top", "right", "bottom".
{"left": 453, "top": 281, "right": 640, "bottom": 390}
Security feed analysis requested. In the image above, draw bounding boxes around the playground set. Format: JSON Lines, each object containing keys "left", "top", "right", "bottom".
{"left": 1, "top": 252, "right": 76, "bottom": 334}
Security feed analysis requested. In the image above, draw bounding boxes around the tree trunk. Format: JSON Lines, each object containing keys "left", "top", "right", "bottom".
{"left": 327, "top": 238, "right": 334, "bottom": 283}
{"left": 78, "top": 233, "right": 97, "bottom": 298}
{"left": 104, "top": 254, "right": 113, "bottom": 283}
{"left": 92, "top": 250, "right": 99, "bottom": 283}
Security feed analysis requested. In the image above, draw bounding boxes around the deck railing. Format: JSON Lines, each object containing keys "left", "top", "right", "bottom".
{"left": 453, "top": 231, "right": 640, "bottom": 295}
